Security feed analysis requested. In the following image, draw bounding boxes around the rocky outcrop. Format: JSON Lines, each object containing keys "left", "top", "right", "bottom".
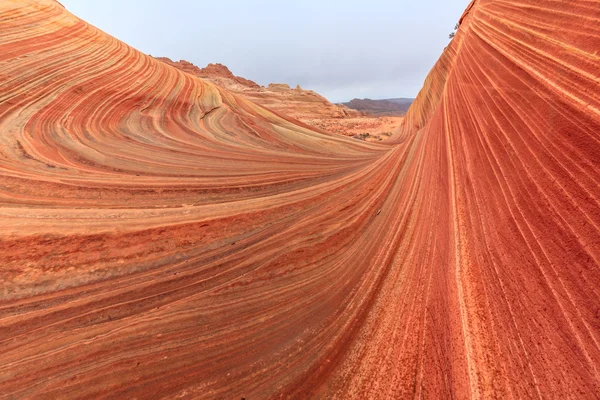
{"left": 155, "top": 57, "right": 261, "bottom": 89}
{"left": 267, "top": 83, "right": 290, "bottom": 90}
{"left": 155, "top": 57, "right": 364, "bottom": 123}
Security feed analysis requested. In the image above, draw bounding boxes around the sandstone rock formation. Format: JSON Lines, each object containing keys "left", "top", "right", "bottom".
{"left": 156, "top": 58, "right": 261, "bottom": 89}
{"left": 154, "top": 57, "right": 402, "bottom": 141}
{"left": 155, "top": 56, "right": 370, "bottom": 133}
{"left": 1, "top": 0, "right": 599, "bottom": 398}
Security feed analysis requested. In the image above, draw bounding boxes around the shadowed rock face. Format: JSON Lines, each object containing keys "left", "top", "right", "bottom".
{"left": 0, "top": 0, "right": 599, "bottom": 398}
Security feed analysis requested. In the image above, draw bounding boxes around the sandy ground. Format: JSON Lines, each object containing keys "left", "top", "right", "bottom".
{"left": 300, "top": 116, "right": 405, "bottom": 141}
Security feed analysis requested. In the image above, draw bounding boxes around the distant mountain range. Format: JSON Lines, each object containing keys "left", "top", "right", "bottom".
{"left": 341, "top": 97, "right": 414, "bottom": 116}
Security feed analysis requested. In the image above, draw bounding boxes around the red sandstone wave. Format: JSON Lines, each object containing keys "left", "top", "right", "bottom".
{"left": 0, "top": 0, "right": 599, "bottom": 398}
{"left": 154, "top": 57, "right": 362, "bottom": 120}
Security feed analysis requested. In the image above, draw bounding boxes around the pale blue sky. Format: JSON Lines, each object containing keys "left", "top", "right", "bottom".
{"left": 60, "top": 0, "right": 469, "bottom": 102}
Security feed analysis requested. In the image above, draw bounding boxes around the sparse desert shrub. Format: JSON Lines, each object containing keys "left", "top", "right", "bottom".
{"left": 352, "top": 133, "right": 371, "bottom": 141}
{"left": 449, "top": 22, "right": 459, "bottom": 39}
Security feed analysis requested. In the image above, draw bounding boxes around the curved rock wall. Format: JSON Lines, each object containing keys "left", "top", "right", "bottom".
{"left": 1, "top": 0, "right": 599, "bottom": 398}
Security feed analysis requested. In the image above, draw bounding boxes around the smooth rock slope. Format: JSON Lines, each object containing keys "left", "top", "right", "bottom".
{"left": 155, "top": 57, "right": 403, "bottom": 141}
{"left": 1, "top": 0, "right": 599, "bottom": 398}
{"left": 155, "top": 57, "right": 366, "bottom": 127}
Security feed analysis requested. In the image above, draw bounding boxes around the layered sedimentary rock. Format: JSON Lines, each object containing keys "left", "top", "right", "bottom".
{"left": 154, "top": 58, "right": 261, "bottom": 89}
{"left": 155, "top": 57, "right": 392, "bottom": 139}
{"left": 1, "top": 0, "right": 599, "bottom": 399}
{"left": 156, "top": 57, "right": 404, "bottom": 141}
{"left": 156, "top": 57, "right": 360, "bottom": 119}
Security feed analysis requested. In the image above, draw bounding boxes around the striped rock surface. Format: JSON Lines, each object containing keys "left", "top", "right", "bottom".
{"left": 1, "top": 0, "right": 599, "bottom": 398}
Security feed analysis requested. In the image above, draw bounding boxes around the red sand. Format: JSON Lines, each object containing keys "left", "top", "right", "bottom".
{"left": 0, "top": 0, "right": 599, "bottom": 398}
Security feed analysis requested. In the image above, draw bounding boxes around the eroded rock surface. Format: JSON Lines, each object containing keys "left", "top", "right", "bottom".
{"left": 1, "top": 0, "right": 599, "bottom": 398}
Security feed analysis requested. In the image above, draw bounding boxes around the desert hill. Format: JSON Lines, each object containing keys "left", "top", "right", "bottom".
{"left": 154, "top": 58, "right": 261, "bottom": 90}
{"left": 155, "top": 57, "right": 359, "bottom": 120}
{"left": 156, "top": 57, "right": 402, "bottom": 141}
{"left": 342, "top": 97, "right": 414, "bottom": 115}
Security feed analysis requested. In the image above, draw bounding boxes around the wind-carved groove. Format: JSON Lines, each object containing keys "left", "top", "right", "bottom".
{"left": 199, "top": 104, "right": 221, "bottom": 121}
{"left": 14, "top": 140, "right": 34, "bottom": 160}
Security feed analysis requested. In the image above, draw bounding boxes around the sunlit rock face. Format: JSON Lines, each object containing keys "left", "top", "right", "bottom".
{"left": 0, "top": 0, "right": 599, "bottom": 398}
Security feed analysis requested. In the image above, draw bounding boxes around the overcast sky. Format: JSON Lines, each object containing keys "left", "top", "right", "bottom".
{"left": 60, "top": 0, "right": 469, "bottom": 103}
